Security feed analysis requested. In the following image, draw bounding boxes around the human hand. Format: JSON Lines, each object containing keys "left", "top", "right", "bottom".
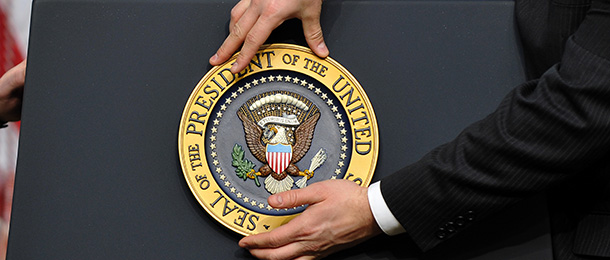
{"left": 210, "top": 0, "right": 329, "bottom": 74}
{"left": 239, "top": 179, "right": 382, "bottom": 260}
{"left": 0, "top": 60, "right": 26, "bottom": 122}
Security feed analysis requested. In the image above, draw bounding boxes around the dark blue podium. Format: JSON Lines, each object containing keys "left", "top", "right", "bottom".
{"left": 8, "top": 0, "right": 552, "bottom": 259}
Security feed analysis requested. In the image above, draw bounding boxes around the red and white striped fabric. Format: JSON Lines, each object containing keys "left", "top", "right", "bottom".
{"left": 0, "top": 0, "right": 30, "bottom": 257}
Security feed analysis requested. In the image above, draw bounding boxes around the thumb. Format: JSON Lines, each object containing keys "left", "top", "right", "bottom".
{"left": 268, "top": 184, "right": 325, "bottom": 208}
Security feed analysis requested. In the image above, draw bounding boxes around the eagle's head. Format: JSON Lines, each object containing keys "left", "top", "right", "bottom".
{"left": 268, "top": 125, "right": 289, "bottom": 145}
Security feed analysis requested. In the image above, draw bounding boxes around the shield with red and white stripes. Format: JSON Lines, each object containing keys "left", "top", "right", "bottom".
{"left": 266, "top": 144, "right": 293, "bottom": 174}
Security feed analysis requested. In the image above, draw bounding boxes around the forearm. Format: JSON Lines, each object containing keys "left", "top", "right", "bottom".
{"left": 380, "top": 1, "right": 610, "bottom": 251}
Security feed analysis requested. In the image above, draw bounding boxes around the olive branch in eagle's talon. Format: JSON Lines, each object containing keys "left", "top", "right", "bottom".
{"left": 231, "top": 144, "right": 260, "bottom": 187}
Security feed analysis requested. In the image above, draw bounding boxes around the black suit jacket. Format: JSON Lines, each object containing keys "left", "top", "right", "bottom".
{"left": 380, "top": 0, "right": 610, "bottom": 259}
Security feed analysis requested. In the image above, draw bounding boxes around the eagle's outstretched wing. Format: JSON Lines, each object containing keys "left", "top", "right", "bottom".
{"left": 291, "top": 112, "right": 320, "bottom": 163}
{"left": 237, "top": 110, "right": 267, "bottom": 163}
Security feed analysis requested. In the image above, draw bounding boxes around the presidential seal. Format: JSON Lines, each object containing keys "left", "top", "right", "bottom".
{"left": 178, "top": 44, "right": 378, "bottom": 236}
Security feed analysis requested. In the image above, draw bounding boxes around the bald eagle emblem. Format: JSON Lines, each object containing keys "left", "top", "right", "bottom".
{"left": 234, "top": 91, "right": 327, "bottom": 194}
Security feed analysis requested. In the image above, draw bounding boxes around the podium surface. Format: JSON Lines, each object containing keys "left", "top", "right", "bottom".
{"left": 9, "top": 0, "right": 551, "bottom": 259}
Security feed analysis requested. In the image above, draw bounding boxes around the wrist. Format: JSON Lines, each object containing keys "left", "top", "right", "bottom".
{"left": 367, "top": 181, "right": 406, "bottom": 236}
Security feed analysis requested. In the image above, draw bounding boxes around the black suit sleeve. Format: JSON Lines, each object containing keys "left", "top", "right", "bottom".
{"left": 380, "top": 0, "right": 610, "bottom": 252}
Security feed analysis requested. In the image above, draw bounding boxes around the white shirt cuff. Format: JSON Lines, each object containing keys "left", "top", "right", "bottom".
{"left": 368, "top": 181, "right": 406, "bottom": 236}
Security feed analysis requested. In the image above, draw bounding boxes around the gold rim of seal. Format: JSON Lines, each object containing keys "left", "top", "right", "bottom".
{"left": 178, "top": 44, "right": 379, "bottom": 236}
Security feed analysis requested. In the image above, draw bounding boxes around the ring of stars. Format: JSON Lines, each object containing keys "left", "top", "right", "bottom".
{"left": 207, "top": 72, "right": 350, "bottom": 212}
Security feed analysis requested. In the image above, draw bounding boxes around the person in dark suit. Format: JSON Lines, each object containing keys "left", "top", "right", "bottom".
{"left": 210, "top": 0, "right": 610, "bottom": 259}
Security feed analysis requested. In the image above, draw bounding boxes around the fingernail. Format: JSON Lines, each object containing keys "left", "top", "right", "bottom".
{"left": 273, "top": 194, "right": 283, "bottom": 206}
{"left": 318, "top": 42, "right": 327, "bottom": 52}
{"left": 210, "top": 54, "right": 218, "bottom": 62}
{"left": 231, "top": 62, "right": 239, "bottom": 73}
{"left": 239, "top": 240, "right": 250, "bottom": 249}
